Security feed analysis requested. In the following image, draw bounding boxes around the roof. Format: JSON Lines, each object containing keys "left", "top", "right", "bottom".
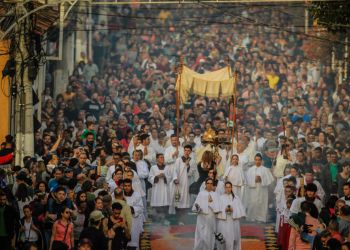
{"left": 0, "top": 1, "right": 59, "bottom": 39}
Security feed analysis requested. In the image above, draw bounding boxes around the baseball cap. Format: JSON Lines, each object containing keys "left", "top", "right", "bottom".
{"left": 64, "top": 167, "right": 73, "bottom": 173}
{"left": 89, "top": 210, "right": 104, "bottom": 222}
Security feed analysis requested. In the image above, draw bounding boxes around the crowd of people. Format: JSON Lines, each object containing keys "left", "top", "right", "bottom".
{"left": 0, "top": 3, "right": 350, "bottom": 250}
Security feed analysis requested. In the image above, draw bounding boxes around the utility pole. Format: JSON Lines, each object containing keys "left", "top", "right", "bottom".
{"left": 14, "top": 1, "right": 34, "bottom": 165}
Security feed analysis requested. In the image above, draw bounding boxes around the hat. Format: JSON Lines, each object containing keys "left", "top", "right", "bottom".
{"left": 264, "top": 140, "right": 278, "bottom": 152}
{"left": 78, "top": 238, "right": 93, "bottom": 247}
{"left": 64, "top": 167, "right": 73, "bottom": 173}
{"left": 89, "top": 210, "right": 105, "bottom": 222}
{"left": 167, "top": 85, "right": 175, "bottom": 91}
{"left": 95, "top": 177, "right": 106, "bottom": 188}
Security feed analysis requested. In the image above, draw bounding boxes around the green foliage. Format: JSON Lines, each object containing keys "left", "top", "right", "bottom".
{"left": 309, "top": 1, "right": 350, "bottom": 32}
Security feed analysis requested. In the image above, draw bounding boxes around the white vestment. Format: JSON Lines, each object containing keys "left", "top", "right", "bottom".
{"left": 150, "top": 137, "right": 165, "bottom": 154}
{"left": 148, "top": 165, "right": 171, "bottom": 207}
{"left": 136, "top": 144, "right": 156, "bottom": 165}
{"left": 125, "top": 191, "right": 144, "bottom": 249}
{"left": 340, "top": 196, "right": 350, "bottom": 206}
{"left": 290, "top": 197, "right": 323, "bottom": 214}
{"left": 107, "top": 167, "right": 141, "bottom": 194}
{"left": 169, "top": 157, "right": 196, "bottom": 213}
{"left": 200, "top": 180, "right": 225, "bottom": 196}
{"left": 223, "top": 165, "right": 246, "bottom": 199}
{"left": 164, "top": 145, "right": 184, "bottom": 175}
{"left": 192, "top": 190, "right": 220, "bottom": 250}
{"left": 246, "top": 165, "right": 274, "bottom": 222}
{"left": 133, "top": 160, "right": 149, "bottom": 195}
{"left": 295, "top": 179, "right": 325, "bottom": 203}
{"left": 217, "top": 193, "right": 246, "bottom": 250}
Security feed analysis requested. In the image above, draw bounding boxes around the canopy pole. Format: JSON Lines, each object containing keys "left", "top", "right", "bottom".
{"left": 233, "top": 71, "right": 238, "bottom": 150}
{"left": 176, "top": 56, "right": 184, "bottom": 143}
{"left": 225, "top": 57, "right": 235, "bottom": 152}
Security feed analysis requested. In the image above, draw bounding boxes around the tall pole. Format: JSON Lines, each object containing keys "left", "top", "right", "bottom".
{"left": 88, "top": 4, "right": 93, "bottom": 60}
{"left": 14, "top": 1, "right": 34, "bottom": 165}
{"left": 304, "top": 8, "right": 309, "bottom": 34}
{"left": 345, "top": 36, "right": 348, "bottom": 81}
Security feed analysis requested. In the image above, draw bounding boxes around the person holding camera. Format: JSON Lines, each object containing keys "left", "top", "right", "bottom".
{"left": 18, "top": 205, "right": 43, "bottom": 249}
{"left": 103, "top": 202, "right": 130, "bottom": 250}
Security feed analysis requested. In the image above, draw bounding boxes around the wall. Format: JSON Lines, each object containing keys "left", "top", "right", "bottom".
{"left": 0, "top": 40, "right": 10, "bottom": 143}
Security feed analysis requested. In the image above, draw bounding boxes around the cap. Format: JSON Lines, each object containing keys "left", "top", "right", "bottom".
{"left": 64, "top": 167, "right": 73, "bottom": 173}
{"left": 95, "top": 177, "right": 106, "bottom": 188}
{"left": 78, "top": 238, "right": 93, "bottom": 247}
{"left": 264, "top": 140, "right": 278, "bottom": 152}
{"left": 89, "top": 210, "right": 105, "bottom": 222}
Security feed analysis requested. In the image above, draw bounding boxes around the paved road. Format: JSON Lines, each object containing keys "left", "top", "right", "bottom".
{"left": 144, "top": 213, "right": 277, "bottom": 250}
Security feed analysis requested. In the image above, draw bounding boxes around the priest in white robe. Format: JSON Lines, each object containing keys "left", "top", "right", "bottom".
{"left": 164, "top": 135, "right": 184, "bottom": 173}
{"left": 169, "top": 145, "right": 196, "bottom": 220}
{"left": 192, "top": 177, "right": 221, "bottom": 250}
{"left": 136, "top": 133, "right": 156, "bottom": 165}
{"left": 123, "top": 179, "right": 144, "bottom": 250}
{"left": 217, "top": 181, "right": 246, "bottom": 250}
{"left": 246, "top": 153, "right": 274, "bottom": 223}
{"left": 223, "top": 154, "right": 246, "bottom": 199}
{"left": 148, "top": 153, "right": 171, "bottom": 222}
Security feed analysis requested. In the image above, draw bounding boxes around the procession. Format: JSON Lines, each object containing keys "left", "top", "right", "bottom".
{"left": 0, "top": 1, "right": 350, "bottom": 250}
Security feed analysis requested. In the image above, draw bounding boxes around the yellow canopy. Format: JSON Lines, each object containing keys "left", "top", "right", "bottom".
{"left": 176, "top": 65, "right": 235, "bottom": 103}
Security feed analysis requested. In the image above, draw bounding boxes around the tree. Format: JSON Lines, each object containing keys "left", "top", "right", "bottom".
{"left": 309, "top": 1, "right": 350, "bottom": 33}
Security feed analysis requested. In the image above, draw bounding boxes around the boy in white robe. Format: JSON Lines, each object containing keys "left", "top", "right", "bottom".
{"left": 192, "top": 177, "right": 221, "bottom": 250}
{"left": 290, "top": 182, "right": 323, "bottom": 214}
{"left": 246, "top": 153, "right": 274, "bottom": 223}
{"left": 217, "top": 181, "right": 246, "bottom": 250}
{"left": 123, "top": 179, "right": 144, "bottom": 250}
{"left": 169, "top": 145, "right": 196, "bottom": 222}
{"left": 148, "top": 153, "right": 171, "bottom": 223}
{"left": 132, "top": 150, "right": 149, "bottom": 218}
{"left": 223, "top": 154, "right": 246, "bottom": 199}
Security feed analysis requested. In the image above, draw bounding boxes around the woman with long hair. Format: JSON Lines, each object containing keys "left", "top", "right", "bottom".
{"left": 50, "top": 206, "right": 74, "bottom": 250}
{"left": 197, "top": 150, "right": 215, "bottom": 185}
{"left": 15, "top": 183, "right": 34, "bottom": 218}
